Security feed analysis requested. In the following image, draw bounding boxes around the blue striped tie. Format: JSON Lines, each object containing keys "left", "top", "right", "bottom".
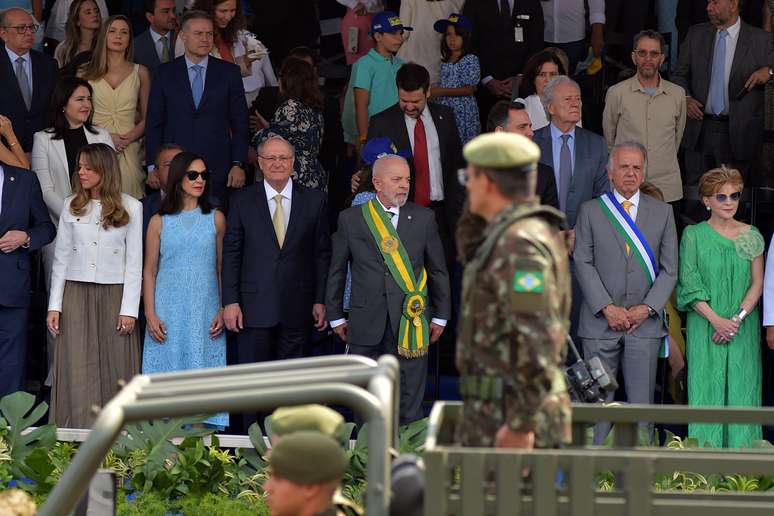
{"left": 191, "top": 64, "right": 204, "bottom": 108}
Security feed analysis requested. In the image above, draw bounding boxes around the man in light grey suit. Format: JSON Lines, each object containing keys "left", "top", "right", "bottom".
{"left": 133, "top": 0, "right": 177, "bottom": 75}
{"left": 326, "top": 155, "right": 451, "bottom": 425}
{"left": 532, "top": 76, "right": 609, "bottom": 230}
{"left": 672, "top": 0, "right": 774, "bottom": 188}
{"left": 574, "top": 142, "right": 678, "bottom": 442}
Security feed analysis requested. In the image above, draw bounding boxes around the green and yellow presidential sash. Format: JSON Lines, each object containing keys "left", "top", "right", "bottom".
{"left": 361, "top": 200, "right": 429, "bottom": 358}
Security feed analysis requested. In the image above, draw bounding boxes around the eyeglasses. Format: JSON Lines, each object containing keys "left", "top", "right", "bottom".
{"left": 3, "top": 24, "right": 39, "bottom": 34}
{"left": 185, "top": 170, "right": 210, "bottom": 181}
{"left": 259, "top": 155, "right": 293, "bottom": 163}
{"left": 714, "top": 191, "right": 741, "bottom": 202}
{"left": 634, "top": 49, "right": 662, "bottom": 58}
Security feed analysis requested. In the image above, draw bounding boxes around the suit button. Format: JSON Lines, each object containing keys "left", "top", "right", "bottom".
{"left": 92, "top": 242, "right": 97, "bottom": 246}
{"left": 72, "top": 247, "right": 77, "bottom": 251}
{"left": 76, "top": 218, "right": 80, "bottom": 222}
{"left": 113, "top": 249, "right": 118, "bottom": 254}
{"left": 90, "top": 263, "right": 95, "bottom": 268}
{"left": 95, "top": 221, "right": 99, "bottom": 225}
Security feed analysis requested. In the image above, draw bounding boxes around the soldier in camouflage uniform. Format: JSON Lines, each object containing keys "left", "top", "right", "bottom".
{"left": 455, "top": 132, "right": 572, "bottom": 449}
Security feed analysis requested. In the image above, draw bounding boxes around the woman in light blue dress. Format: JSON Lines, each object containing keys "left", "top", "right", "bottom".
{"left": 142, "top": 152, "right": 227, "bottom": 428}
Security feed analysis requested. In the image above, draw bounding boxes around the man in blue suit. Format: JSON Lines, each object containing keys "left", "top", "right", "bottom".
{"left": 0, "top": 162, "right": 56, "bottom": 396}
{"left": 532, "top": 75, "right": 608, "bottom": 345}
{"left": 145, "top": 10, "right": 248, "bottom": 210}
{"left": 133, "top": 0, "right": 177, "bottom": 75}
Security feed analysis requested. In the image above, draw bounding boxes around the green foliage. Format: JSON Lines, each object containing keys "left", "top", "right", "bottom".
{"left": 0, "top": 438, "right": 12, "bottom": 490}
{"left": 0, "top": 392, "right": 57, "bottom": 479}
{"left": 115, "top": 492, "right": 269, "bottom": 515}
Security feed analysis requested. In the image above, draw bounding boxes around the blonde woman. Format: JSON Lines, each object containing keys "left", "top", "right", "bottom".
{"left": 47, "top": 143, "right": 142, "bottom": 428}
{"left": 80, "top": 15, "right": 150, "bottom": 199}
{"left": 54, "top": 0, "right": 101, "bottom": 70}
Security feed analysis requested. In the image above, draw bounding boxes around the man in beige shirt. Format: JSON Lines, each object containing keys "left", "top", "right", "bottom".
{"left": 603, "top": 30, "right": 686, "bottom": 203}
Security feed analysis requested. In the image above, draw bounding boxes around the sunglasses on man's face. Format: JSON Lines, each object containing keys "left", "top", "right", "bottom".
{"left": 714, "top": 191, "right": 741, "bottom": 202}
{"left": 186, "top": 170, "right": 210, "bottom": 181}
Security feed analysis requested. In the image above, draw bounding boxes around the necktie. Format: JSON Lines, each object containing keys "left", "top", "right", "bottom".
{"left": 500, "top": 0, "right": 512, "bottom": 31}
{"left": 558, "top": 134, "right": 572, "bottom": 213}
{"left": 621, "top": 200, "right": 633, "bottom": 255}
{"left": 160, "top": 35, "right": 169, "bottom": 63}
{"left": 386, "top": 209, "right": 398, "bottom": 229}
{"left": 708, "top": 29, "right": 728, "bottom": 115}
{"left": 272, "top": 194, "right": 286, "bottom": 248}
{"left": 191, "top": 64, "right": 204, "bottom": 108}
{"left": 15, "top": 57, "right": 31, "bottom": 111}
{"left": 413, "top": 117, "right": 431, "bottom": 207}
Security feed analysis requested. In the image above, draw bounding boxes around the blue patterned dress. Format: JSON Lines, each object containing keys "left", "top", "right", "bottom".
{"left": 437, "top": 54, "right": 481, "bottom": 144}
{"left": 142, "top": 208, "right": 227, "bottom": 428}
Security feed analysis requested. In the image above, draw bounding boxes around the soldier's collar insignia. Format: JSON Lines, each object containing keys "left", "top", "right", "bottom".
{"left": 513, "top": 271, "right": 544, "bottom": 293}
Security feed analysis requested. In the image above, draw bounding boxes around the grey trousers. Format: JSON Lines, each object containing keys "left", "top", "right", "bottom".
{"left": 582, "top": 335, "right": 661, "bottom": 444}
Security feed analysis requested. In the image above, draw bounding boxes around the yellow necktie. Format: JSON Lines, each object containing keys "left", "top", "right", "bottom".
{"left": 272, "top": 194, "right": 285, "bottom": 248}
{"left": 621, "top": 200, "right": 633, "bottom": 256}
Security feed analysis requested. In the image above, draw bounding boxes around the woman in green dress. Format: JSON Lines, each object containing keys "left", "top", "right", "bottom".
{"left": 677, "top": 167, "right": 764, "bottom": 448}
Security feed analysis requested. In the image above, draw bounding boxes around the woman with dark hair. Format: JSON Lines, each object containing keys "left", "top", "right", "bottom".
{"left": 47, "top": 142, "right": 142, "bottom": 427}
{"left": 254, "top": 57, "right": 326, "bottom": 191}
{"left": 431, "top": 13, "right": 480, "bottom": 144}
{"left": 81, "top": 15, "right": 150, "bottom": 199}
{"left": 142, "top": 152, "right": 228, "bottom": 428}
{"left": 518, "top": 50, "right": 568, "bottom": 130}
{"left": 54, "top": 0, "right": 101, "bottom": 72}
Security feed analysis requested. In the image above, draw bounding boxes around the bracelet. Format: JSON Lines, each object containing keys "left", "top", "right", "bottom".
{"left": 8, "top": 141, "right": 16, "bottom": 148}
{"left": 735, "top": 308, "right": 748, "bottom": 321}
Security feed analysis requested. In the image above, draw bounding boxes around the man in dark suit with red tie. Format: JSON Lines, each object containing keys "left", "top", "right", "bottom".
{"left": 365, "top": 63, "right": 465, "bottom": 261}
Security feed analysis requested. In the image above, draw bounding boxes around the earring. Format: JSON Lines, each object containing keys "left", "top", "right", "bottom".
{"left": 705, "top": 205, "right": 711, "bottom": 211}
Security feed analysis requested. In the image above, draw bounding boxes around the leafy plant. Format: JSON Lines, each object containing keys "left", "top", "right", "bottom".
{"left": 0, "top": 392, "right": 56, "bottom": 476}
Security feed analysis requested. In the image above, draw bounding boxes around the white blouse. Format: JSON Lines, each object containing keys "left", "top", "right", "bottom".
{"left": 48, "top": 194, "right": 143, "bottom": 318}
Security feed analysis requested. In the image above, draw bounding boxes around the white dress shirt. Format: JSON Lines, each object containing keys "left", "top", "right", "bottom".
{"left": 264, "top": 179, "right": 293, "bottom": 233}
{"left": 330, "top": 195, "right": 446, "bottom": 328}
{"left": 404, "top": 106, "right": 444, "bottom": 202}
{"left": 5, "top": 47, "right": 33, "bottom": 97}
{"left": 48, "top": 194, "right": 143, "bottom": 318}
{"left": 705, "top": 17, "right": 741, "bottom": 116}
{"left": 613, "top": 189, "right": 640, "bottom": 222}
{"left": 542, "top": 0, "right": 605, "bottom": 44}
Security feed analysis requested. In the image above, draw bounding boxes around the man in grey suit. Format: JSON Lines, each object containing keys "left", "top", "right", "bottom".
{"left": 326, "top": 155, "right": 451, "bottom": 425}
{"left": 574, "top": 142, "right": 678, "bottom": 442}
{"left": 133, "top": 0, "right": 177, "bottom": 75}
{"left": 532, "top": 76, "right": 609, "bottom": 230}
{"left": 672, "top": 0, "right": 774, "bottom": 189}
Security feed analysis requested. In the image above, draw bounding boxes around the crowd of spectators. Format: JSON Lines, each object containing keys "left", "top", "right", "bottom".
{"left": 0, "top": 0, "right": 773, "bottom": 447}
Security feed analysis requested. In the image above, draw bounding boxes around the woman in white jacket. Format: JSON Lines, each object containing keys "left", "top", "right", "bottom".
{"left": 46, "top": 142, "right": 142, "bottom": 428}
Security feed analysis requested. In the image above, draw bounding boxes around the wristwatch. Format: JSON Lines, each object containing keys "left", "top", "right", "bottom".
{"left": 647, "top": 306, "right": 657, "bottom": 319}
{"left": 231, "top": 161, "right": 244, "bottom": 169}
{"left": 21, "top": 236, "right": 30, "bottom": 249}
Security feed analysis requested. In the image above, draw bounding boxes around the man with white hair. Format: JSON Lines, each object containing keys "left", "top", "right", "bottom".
{"left": 533, "top": 75, "right": 609, "bottom": 229}
{"left": 326, "top": 154, "right": 451, "bottom": 425}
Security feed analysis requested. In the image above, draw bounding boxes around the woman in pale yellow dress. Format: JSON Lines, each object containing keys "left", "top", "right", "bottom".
{"left": 79, "top": 15, "right": 150, "bottom": 199}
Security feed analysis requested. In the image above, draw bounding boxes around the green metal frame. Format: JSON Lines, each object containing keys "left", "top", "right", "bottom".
{"left": 39, "top": 355, "right": 400, "bottom": 516}
{"left": 424, "top": 402, "right": 774, "bottom": 516}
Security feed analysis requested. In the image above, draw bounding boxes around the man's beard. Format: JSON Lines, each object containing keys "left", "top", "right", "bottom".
{"left": 386, "top": 191, "right": 408, "bottom": 207}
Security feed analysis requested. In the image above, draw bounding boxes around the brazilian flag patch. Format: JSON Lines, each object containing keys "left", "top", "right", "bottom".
{"left": 513, "top": 271, "right": 545, "bottom": 293}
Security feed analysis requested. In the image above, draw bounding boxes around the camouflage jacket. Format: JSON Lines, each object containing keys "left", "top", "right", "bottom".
{"left": 455, "top": 202, "right": 572, "bottom": 448}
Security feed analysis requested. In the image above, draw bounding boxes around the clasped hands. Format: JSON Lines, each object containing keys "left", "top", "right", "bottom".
{"left": 710, "top": 314, "right": 740, "bottom": 344}
{"left": 602, "top": 304, "right": 651, "bottom": 334}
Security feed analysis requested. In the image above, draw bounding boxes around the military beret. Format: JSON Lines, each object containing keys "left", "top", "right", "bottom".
{"left": 270, "top": 431, "right": 348, "bottom": 485}
{"left": 271, "top": 404, "right": 344, "bottom": 438}
{"left": 463, "top": 132, "right": 541, "bottom": 170}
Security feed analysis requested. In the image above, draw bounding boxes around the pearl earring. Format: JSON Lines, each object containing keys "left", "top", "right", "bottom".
{"left": 705, "top": 205, "right": 711, "bottom": 211}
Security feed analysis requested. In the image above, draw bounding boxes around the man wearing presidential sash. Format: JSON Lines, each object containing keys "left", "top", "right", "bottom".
{"left": 325, "top": 154, "right": 451, "bottom": 425}
{"left": 574, "top": 141, "right": 678, "bottom": 443}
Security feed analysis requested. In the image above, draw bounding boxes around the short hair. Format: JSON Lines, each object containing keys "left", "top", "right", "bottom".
{"left": 373, "top": 154, "right": 409, "bottom": 178}
{"left": 542, "top": 75, "right": 581, "bottom": 112}
{"left": 180, "top": 9, "right": 212, "bottom": 31}
{"left": 607, "top": 141, "right": 648, "bottom": 172}
{"left": 396, "top": 62, "right": 430, "bottom": 93}
{"left": 477, "top": 166, "right": 536, "bottom": 199}
{"left": 485, "top": 100, "right": 526, "bottom": 132}
{"left": 143, "top": 0, "right": 157, "bottom": 15}
{"left": 258, "top": 135, "right": 295, "bottom": 157}
{"left": 154, "top": 143, "right": 185, "bottom": 166}
{"left": 0, "top": 7, "right": 31, "bottom": 26}
{"left": 519, "top": 50, "right": 567, "bottom": 97}
{"left": 698, "top": 166, "right": 744, "bottom": 198}
{"left": 639, "top": 181, "right": 664, "bottom": 202}
{"left": 633, "top": 30, "right": 666, "bottom": 53}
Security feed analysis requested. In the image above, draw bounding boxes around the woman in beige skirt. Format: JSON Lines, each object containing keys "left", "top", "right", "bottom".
{"left": 47, "top": 143, "right": 143, "bottom": 428}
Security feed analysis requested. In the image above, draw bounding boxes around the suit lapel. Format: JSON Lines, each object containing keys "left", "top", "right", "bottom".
{"left": 729, "top": 23, "right": 750, "bottom": 91}
{"left": 1, "top": 48, "right": 27, "bottom": 113}
{"left": 701, "top": 25, "right": 717, "bottom": 100}
{"left": 176, "top": 58, "right": 197, "bottom": 112}
{"left": 396, "top": 205, "right": 413, "bottom": 253}
{"left": 29, "top": 52, "right": 47, "bottom": 114}
{"left": 283, "top": 182, "right": 304, "bottom": 248}
{"left": 393, "top": 106, "right": 411, "bottom": 152}
{"left": 1, "top": 168, "right": 19, "bottom": 225}
{"left": 198, "top": 58, "right": 216, "bottom": 111}
{"left": 51, "top": 136, "right": 68, "bottom": 175}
